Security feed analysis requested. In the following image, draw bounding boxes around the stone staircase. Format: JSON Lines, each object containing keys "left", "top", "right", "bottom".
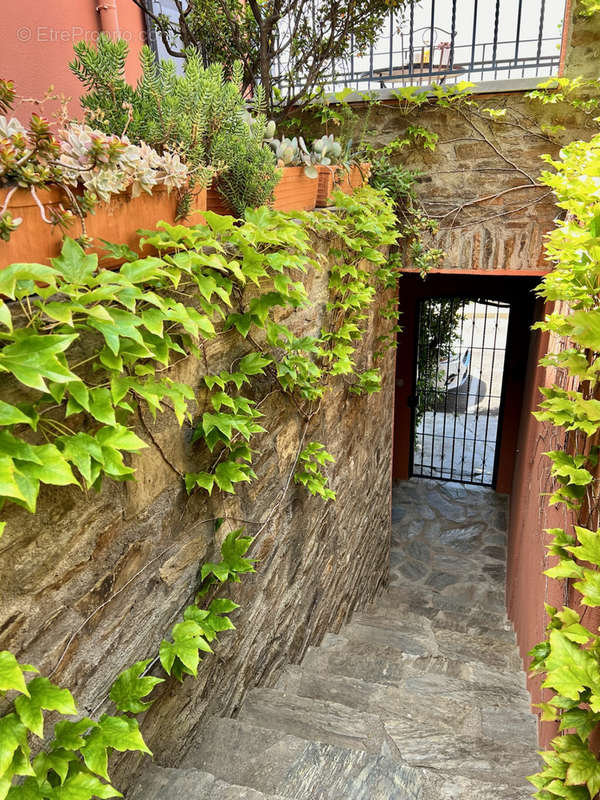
{"left": 128, "top": 480, "right": 539, "bottom": 799}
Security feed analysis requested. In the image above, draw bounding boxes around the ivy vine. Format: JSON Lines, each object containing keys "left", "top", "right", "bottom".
{"left": 0, "top": 185, "right": 400, "bottom": 797}
{"left": 526, "top": 126, "right": 600, "bottom": 799}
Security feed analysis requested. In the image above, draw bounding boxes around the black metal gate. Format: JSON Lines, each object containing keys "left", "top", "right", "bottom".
{"left": 410, "top": 297, "right": 510, "bottom": 487}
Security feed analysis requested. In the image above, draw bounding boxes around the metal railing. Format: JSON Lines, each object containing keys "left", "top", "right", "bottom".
{"left": 275, "top": 0, "right": 564, "bottom": 93}
{"left": 146, "top": 0, "right": 565, "bottom": 93}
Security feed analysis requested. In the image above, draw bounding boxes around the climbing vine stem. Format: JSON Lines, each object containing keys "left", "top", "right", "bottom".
{"left": 0, "top": 185, "right": 400, "bottom": 798}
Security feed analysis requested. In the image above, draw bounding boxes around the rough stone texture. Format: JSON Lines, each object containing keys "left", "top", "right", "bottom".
{"left": 368, "top": 96, "right": 590, "bottom": 272}
{"left": 299, "top": 94, "right": 588, "bottom": 273}
{"left": 129, "top": 478, "right": 538, "bottom": 799}
{"left": 563, "top": 0, "right": 600, "bottom": 79}
{"left": 0, "top": 230, "right": 395, "bottom": 783}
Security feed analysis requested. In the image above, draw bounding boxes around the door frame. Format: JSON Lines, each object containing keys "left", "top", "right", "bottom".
{"left": 393, "top": 273, "right": 541, "bottom": 493}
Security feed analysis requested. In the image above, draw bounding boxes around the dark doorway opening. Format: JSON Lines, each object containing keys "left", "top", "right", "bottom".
{"left": 393, "top": 273, "right": 542, "bottom": 493}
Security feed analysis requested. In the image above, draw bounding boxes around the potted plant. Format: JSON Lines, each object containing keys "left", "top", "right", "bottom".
{"left": 0, "top": 111, "right": 205, "bottom": 267}
{"left": 267, "top": 136, "right": 319, "bottom": 212}
{"left": 311, "top": 135, "right": 371, "bottom": 207}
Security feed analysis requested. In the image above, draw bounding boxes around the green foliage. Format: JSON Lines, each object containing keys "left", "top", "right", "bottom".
{"left": 294, "top": 442, "right": 336, "bottom": 500}
{"left": 527, "top": 113, "right": 600, "bottom": 799}
{"left": 579, "top": 0, "right": 600, "bottom": 17}
{"left": 70, "top": 36, "right": 248, "bottom": 184}
{"left": 212, "top": 112, "right": 280, "bottom": 215}
{"left": 527, "top": 77, "right": 600, "bottom": 117}
{"left": 147, "top": 0, "right": 411, "bottom": 116}
{"left": 415, "top": 299, "right": 463, "bottom": 430}
{"left": 0, "top": 528, "right": 252, "bottom": 796}
{"left": 0, "top": 651, "right": 150, "bottom": 799}
{"left": 0, "top": 188, "right": 398, "bottom": 529}
{"left": 159, "top": 530, "right": 253, "bottom": 681}
{"left": 0, "top": 184, "right": 400, "bottom": 796}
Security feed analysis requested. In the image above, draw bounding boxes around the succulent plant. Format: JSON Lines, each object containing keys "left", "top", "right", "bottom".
{"left": 311, "top": 134, "right": 343, "bottom": 166}
{"left": 264, "top": 119, "right": 277, "bottom": 140}
{"left": 58, "top": 124, "right": 189, "bottom": 202}
{"left": 241, "top": 109, "right": 277, "bottom": 144}
{"left": 269, "top": 136, "right": 301, "bottom": 166}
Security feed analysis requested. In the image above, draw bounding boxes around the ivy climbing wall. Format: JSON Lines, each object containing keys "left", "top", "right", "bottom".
{"left": 0, "top": 219, "right": 395, "bottom": 784}
{"left": 326, "top": 87, "right": 590, "bottom": 275}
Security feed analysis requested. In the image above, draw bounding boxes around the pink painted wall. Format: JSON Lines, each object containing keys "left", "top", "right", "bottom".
{"left": 0, "top": 0, "right": 146, "bottom": 121}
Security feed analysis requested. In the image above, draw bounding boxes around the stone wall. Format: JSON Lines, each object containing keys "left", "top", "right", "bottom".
{"left": 0, "top": 230, "right": 395, "bottom": 785}
{"left": 344, "top": 92, "right": 588, "bottom": 273}
{"left": 562, "top": 0, "right": 600, "bottom": 79}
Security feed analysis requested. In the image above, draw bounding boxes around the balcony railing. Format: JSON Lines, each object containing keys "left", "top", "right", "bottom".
{"left": 275, "top": 0, "right": 564, "bottom": 93}
{"left": 147, "top": 0, "right": 564, "bottom": 93}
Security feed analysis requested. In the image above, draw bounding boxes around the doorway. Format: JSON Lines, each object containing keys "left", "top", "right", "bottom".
{"left": 393, "top": 273, "right": 541, "bottom": 493}
{"left": 411, "top": 297, "right": 510, "bottom": 486}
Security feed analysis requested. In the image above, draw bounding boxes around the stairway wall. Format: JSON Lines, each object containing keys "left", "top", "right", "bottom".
{"left": 0, "top": 230, "right": 396, "bottom": 783}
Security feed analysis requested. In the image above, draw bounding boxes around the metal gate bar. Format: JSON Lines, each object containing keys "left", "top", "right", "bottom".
{"left": 411, "top": 297, "right": 510, "bottom": 487}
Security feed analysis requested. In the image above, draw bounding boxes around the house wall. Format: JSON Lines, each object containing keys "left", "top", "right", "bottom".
{"left": 0, "top": 0, "right": 146, "bottom": 120}
{"left": 505, "top": 309, "right": 574, "bottom": 746}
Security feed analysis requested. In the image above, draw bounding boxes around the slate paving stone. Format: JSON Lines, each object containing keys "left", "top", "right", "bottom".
{"left": 128, "top": 478, "right": 538, "bottom": 800}
{"left": 394, "top": 557, "right": 430, "bottom": 582}
{"left": 426, "top": 571, "right": 460, "bottom": 590}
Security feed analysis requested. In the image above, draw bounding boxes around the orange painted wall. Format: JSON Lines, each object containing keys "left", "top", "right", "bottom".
{"left": 0, "top": 0, "right": 146, "bottom": 121}
{"left": 506, "top": 302, "right": 600, "bottom": 747}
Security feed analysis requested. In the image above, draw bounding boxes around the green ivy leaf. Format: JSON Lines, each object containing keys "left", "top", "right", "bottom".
{"left": 159, "top": 620, "right": 212, "bottom": 679}
{"left": 53, "top": 769, "right": 122, "bottom": 799}
{"left": 543, "top": 630, "right": 600, "bottom": 706}
{"left": 109, "top": 660, "right": 164, "bottom": 713}
{"left": 51, "top": 719, "right": 96, "bottom": 752}
{"left": 0, "top": 300, "right": 12, "bottom": 332}
{"left": 0, "top": 264, "right": 58, "bottom": 300}
{"left": 80, "top": 715, "right": 150, "bottom": 781}
{"left": 33, "top": 748, "right": 75, "bottom": 785}
{"left": 0, "top": 334, "right": 79, "bottom": 393}
{"left": 0, "top": 402, "right": 32, "bottom": 428}
{"left": 0, "top": 652, "right": 33, "bottom": 696}
{"left": 14, "top": 677, "right": 77, "bottom": 738}
{"left": 0, "top": 714, "right": 27, "bottom": 775}
{"left": 51, "top": 238, "right": 98, "bottom": 284}
{"left": 209, "top": 598, "right": 240, "bottom": 615}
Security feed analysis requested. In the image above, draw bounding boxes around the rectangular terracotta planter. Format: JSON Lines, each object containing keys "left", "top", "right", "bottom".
{"left": 0, "top": 184, "right": 207, "bottom": 269}
{"left": 272, "top": 166, "right": 318, "bottom": 212}
{"left": 315, "top": 163, "right": 371, "bottom": 207}
{"left": 207, "top": 166, "right": 319, "bottom": 218}
{"left": 206, "top": 183, "right": 235, "bottom": 216}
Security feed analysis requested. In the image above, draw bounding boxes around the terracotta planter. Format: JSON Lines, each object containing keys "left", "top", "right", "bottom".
{"left": 316, "top": 163, "right": 372, "bottom": 207}
{"left": 206, "top": 183, "right": 235, "bottom": 216}
{"left": 272, "top": 166, "right": 318, "bottom": 212}
{"left": 207, "top": 166, "right": 319, "bottom": 218}
{"left": 0, "top": 184, "right": 207, "bottom": 269}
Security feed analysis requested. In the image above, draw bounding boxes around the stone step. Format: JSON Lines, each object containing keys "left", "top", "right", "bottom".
{"left": 236, "top": 685, "right": 534, "bottom": 788}
{"left": 274, "top": 666, "right": 536, "bottom": 787}
{"left": 344, "top": 616, "right": 522, "bottom": 672}
{"left": 276, "top": 665, "right": 536, "bottom": 746}
{"left": 378, "top": 582, "right": 508, "bottom": 621}
{"left": 182, "top": 716, "right": 535, "bottom": 800}
{"left": 306, "top": 633, "right": 529, "bottom": 698}
{"left": 237, "top": 687, "right": 388, "bottom": 756}
{"left": 362, "top": 597, "right": 514, "bottom": 640}
{"left": 126, "top": 764, "right": 286, "bottom": 799}
{"left": 382, "top": 718, "right": 537, "bottom": 788}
